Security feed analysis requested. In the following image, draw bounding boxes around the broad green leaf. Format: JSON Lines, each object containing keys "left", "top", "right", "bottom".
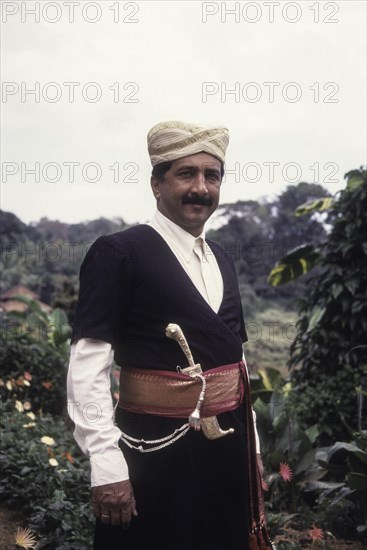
{"left": 50, "top": 308, "right": 69, "bottom": 328}
{"left": 48, "top": 308, "right": 71, "bottom": 345}
{"left": 347, "top": 473, "right": 367, "bottom": 491}
{"left": 257, "top": 367, "right": 283, "bottom": 391}
{"left": 331, "top": 283, "right": 343, "bottom": 299}
{"left": 346, "top": 175, "right": 364, "bottom": 191}
{"left": 298, "top": 468, "right": 328, "bottom": 486}
{"left": 327, "top": 441, "right": 362, "bottom": 459}
{"left": 273, "top": 411, "right": 289, "bottom": 432}
{"left": 331, "top": 486, "right": 355, "bottom": 504}
{"left": 345, "top": 278, "right": 359, "bottom": 296}
{"left": 294, "top": 448, "right": 317, "bottom": 476}
{"left": 295, "top": 197, "right": 334, "bottom": 216}
{"left": 302, "top": 480, "right": 344, "bottom": 492}
{"left": 307, "top": 306, "right": 326, "bottom": 332}
{"left": 269, "top": 391, "right": 284, "bottom": 421}
{"left": 305, "top": 425, "right": 319, "bottom": 444}
{"left": 253, "top": 398, "right": 270, "bottom": 422}
{"left": 317, "top": 460, "right": 348, "bottom": 475}
{"left": 268, "top": 245, "right": 319, "bottom": 286}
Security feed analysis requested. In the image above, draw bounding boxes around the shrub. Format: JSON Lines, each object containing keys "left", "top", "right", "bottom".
{"left": 0, "top": 301, "right": 71, "bottom": 416}
{"left": 0, "top": 330, "right": 68, "bottom": 416}
{"left": 0, "top": 410, "right": 94, "bottom": 549}
{"left": 269, "top": 168, "right": 367, "bottom": 443}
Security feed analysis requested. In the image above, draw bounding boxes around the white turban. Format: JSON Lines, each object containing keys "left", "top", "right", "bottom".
{"left": 147, "top": 120, "right": 229, "bottom": 167}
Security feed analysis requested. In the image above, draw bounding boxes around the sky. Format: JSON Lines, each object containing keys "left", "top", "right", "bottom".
{"left": 1, "top": 0, "right": 366, "bottom": 229}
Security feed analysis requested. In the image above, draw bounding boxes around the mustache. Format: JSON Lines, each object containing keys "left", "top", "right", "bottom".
{"left": 182, "top": 194, "right": 213, "bottom": 207}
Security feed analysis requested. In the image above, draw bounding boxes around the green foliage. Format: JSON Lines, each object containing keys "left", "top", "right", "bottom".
{"left": 268, "top": 245, "right": 320, "bottom": 286}
{"left": 254, "top": 391, "right": 323, "bottom": 514}
{"left": 7, "top": 295, "right": 71, "bottom": 348}
{"left": 0, "top": 329, "right": 68, "bottom": 416}
{"left": 295, "top": 197, "right": 334, "bottom": 216}
{"left": 289, "top": 168, "right": 367, "bottom": 442}
{"left": 0, "top": 302, "right": 94, "bottom": 547}
{"left": 268, "top": 182, "right": 330, "bottom": 261}
{"left": 208, "top": 183, "right": 329, "bottom": 304}
{"left": 0, "top": 301, "right": 71, "bottom": 416}
{"left": 52, "top": 276, "right": 79, "bottom": 323}
{"left": 251, "top": 372, "right": 367, "bottom": 542}
{"left": 1, "top": 182, "right": 330, "bottom": 364}
{"left": 266, "top": 168, "right": 367, "bottom": 441}
{"left": 251, "top": 370, "right": 322, "bottom": 514}
{"left": 269, "top": 169, "right": 366, "bottom": 289}
{"left": 2, "top": 179, "right": 361, "bottom": 547}
{"left": 290, "top": 366, "right": 365, "bottom": 443}
{"left": 346, "top": 169, "right": 366, "bottom": 191}
{"left": 0, "top": 410, "right": 93, "bottom": 549}
{"left": 0, "top": 210, "right": 129, "bottom": 305}
{"left": 250, "top": 366, "right": 288, "bottom": 401}
{"left": 305, "top": 433, "right": 367, "bottom": 537}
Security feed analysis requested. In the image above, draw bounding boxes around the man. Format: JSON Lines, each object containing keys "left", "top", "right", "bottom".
{"left": 67, "top": 121, "right": 268, "bottom": 550}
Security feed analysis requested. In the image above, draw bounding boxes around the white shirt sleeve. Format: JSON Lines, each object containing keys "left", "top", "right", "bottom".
{"left": 253, "top": 410, "right": 261, "bottom": 455}
{"left": 67, "top": 338, "right": 129, "bottom": 486}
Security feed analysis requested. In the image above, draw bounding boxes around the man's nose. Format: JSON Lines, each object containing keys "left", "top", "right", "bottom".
{"left": 191, "top": 173, "right": 208, "bottom": 195}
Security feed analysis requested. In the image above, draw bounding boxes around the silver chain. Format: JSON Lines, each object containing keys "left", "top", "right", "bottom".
{"left": 116, "top": 367, "right": 208, "bottom": 453}
{"left": 187, "top": 372, "right": 206, "bottom": 430}
{"left": 120, "top": 423, "right": 191, "bottom": 453}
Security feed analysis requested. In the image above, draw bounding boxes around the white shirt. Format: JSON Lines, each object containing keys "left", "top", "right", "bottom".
{"left": 148, "top": 210, "right": 224, "bottom": 312}
{"left": 67, "top": 210, "right": 259, "bottom": 486}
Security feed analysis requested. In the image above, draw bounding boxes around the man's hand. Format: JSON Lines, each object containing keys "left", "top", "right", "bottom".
{"left": 91, "top": 480, "right": 138, "bottom": 528}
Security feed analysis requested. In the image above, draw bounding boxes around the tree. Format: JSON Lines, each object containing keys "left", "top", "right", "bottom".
{"left": 271, "top": 182, "right": 330, "bottom": 248}
{"left": 270, "top": 168, "right": 367, "bottom": 442}
{"left": 209, "top": 183, "right": 329, "bottom": 304}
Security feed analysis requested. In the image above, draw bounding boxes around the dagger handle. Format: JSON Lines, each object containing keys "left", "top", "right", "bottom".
{"left": 165, "top": 323, "right": 195, "bottom": 367}
{"left": 165, "top": 323, "right": 235, "bottom": 441}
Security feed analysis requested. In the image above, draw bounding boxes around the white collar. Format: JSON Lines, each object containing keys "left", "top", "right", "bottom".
{"left": 148, "top": 210, "right": 206, "bottom": 263}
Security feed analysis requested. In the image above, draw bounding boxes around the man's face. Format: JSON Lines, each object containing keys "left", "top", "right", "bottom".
{"left": 150, "top": 152, "right": 222, "bottom": 237}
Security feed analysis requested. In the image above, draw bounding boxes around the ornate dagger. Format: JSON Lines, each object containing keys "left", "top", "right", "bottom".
{"left": 165, "top": 323, "right": 234, "bottom": 440}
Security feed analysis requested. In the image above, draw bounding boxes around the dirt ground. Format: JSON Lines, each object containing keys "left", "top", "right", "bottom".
{"left": 0, "top": 505, "right": 25, "bottom": 549}
{"left": 1, "top": 503, "right": 366, "bottom": 549}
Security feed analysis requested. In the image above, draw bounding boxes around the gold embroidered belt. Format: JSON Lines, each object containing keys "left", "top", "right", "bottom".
{"left": 118, "top": 361, "right": 245, "bottom": 418}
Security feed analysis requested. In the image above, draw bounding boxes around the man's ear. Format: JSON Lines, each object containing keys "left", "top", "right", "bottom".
{"left": 150, "top": 176, "right": 161, "bottom": 200}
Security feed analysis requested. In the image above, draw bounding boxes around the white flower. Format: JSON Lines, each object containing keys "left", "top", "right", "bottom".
{"left": 49, "top": 458, "right": 58, "bottom": 467}
{"left": 41, "top": 436, "right": 55, "bottom": 446}
{"left": 26, "top": 412, "right": 36, "bottom": 420}
{"left": 15, "top": 400, "right": 24, "bottom": 412}
{"left": 22, "top": 423, "right": 36, "bottom": 429}
{"left": 14, "top": 527, "right": 37, "bottom": 549}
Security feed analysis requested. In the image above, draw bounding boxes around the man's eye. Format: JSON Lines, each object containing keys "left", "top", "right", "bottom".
{"left": 206, "top": 173, "right": 220, "bottom": 181}
{"left": 180, "top": 171, "right": 192, "bottom": 177}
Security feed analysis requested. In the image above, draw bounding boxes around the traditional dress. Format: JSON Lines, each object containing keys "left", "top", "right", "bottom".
{"left": 71, "top": 224, "right": 250, "bottom": 550}
{"left": 68, "top": 120, "right": 270, "bottom": 550}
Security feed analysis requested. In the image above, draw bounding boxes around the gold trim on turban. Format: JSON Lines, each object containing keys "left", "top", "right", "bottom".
{"left": 147, "top": 120, "right": 229, "bottom": 166}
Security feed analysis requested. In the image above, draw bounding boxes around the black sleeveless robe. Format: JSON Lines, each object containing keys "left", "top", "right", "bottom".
{"left": 72, "top": 225, "right": 250, "bottom": 550}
